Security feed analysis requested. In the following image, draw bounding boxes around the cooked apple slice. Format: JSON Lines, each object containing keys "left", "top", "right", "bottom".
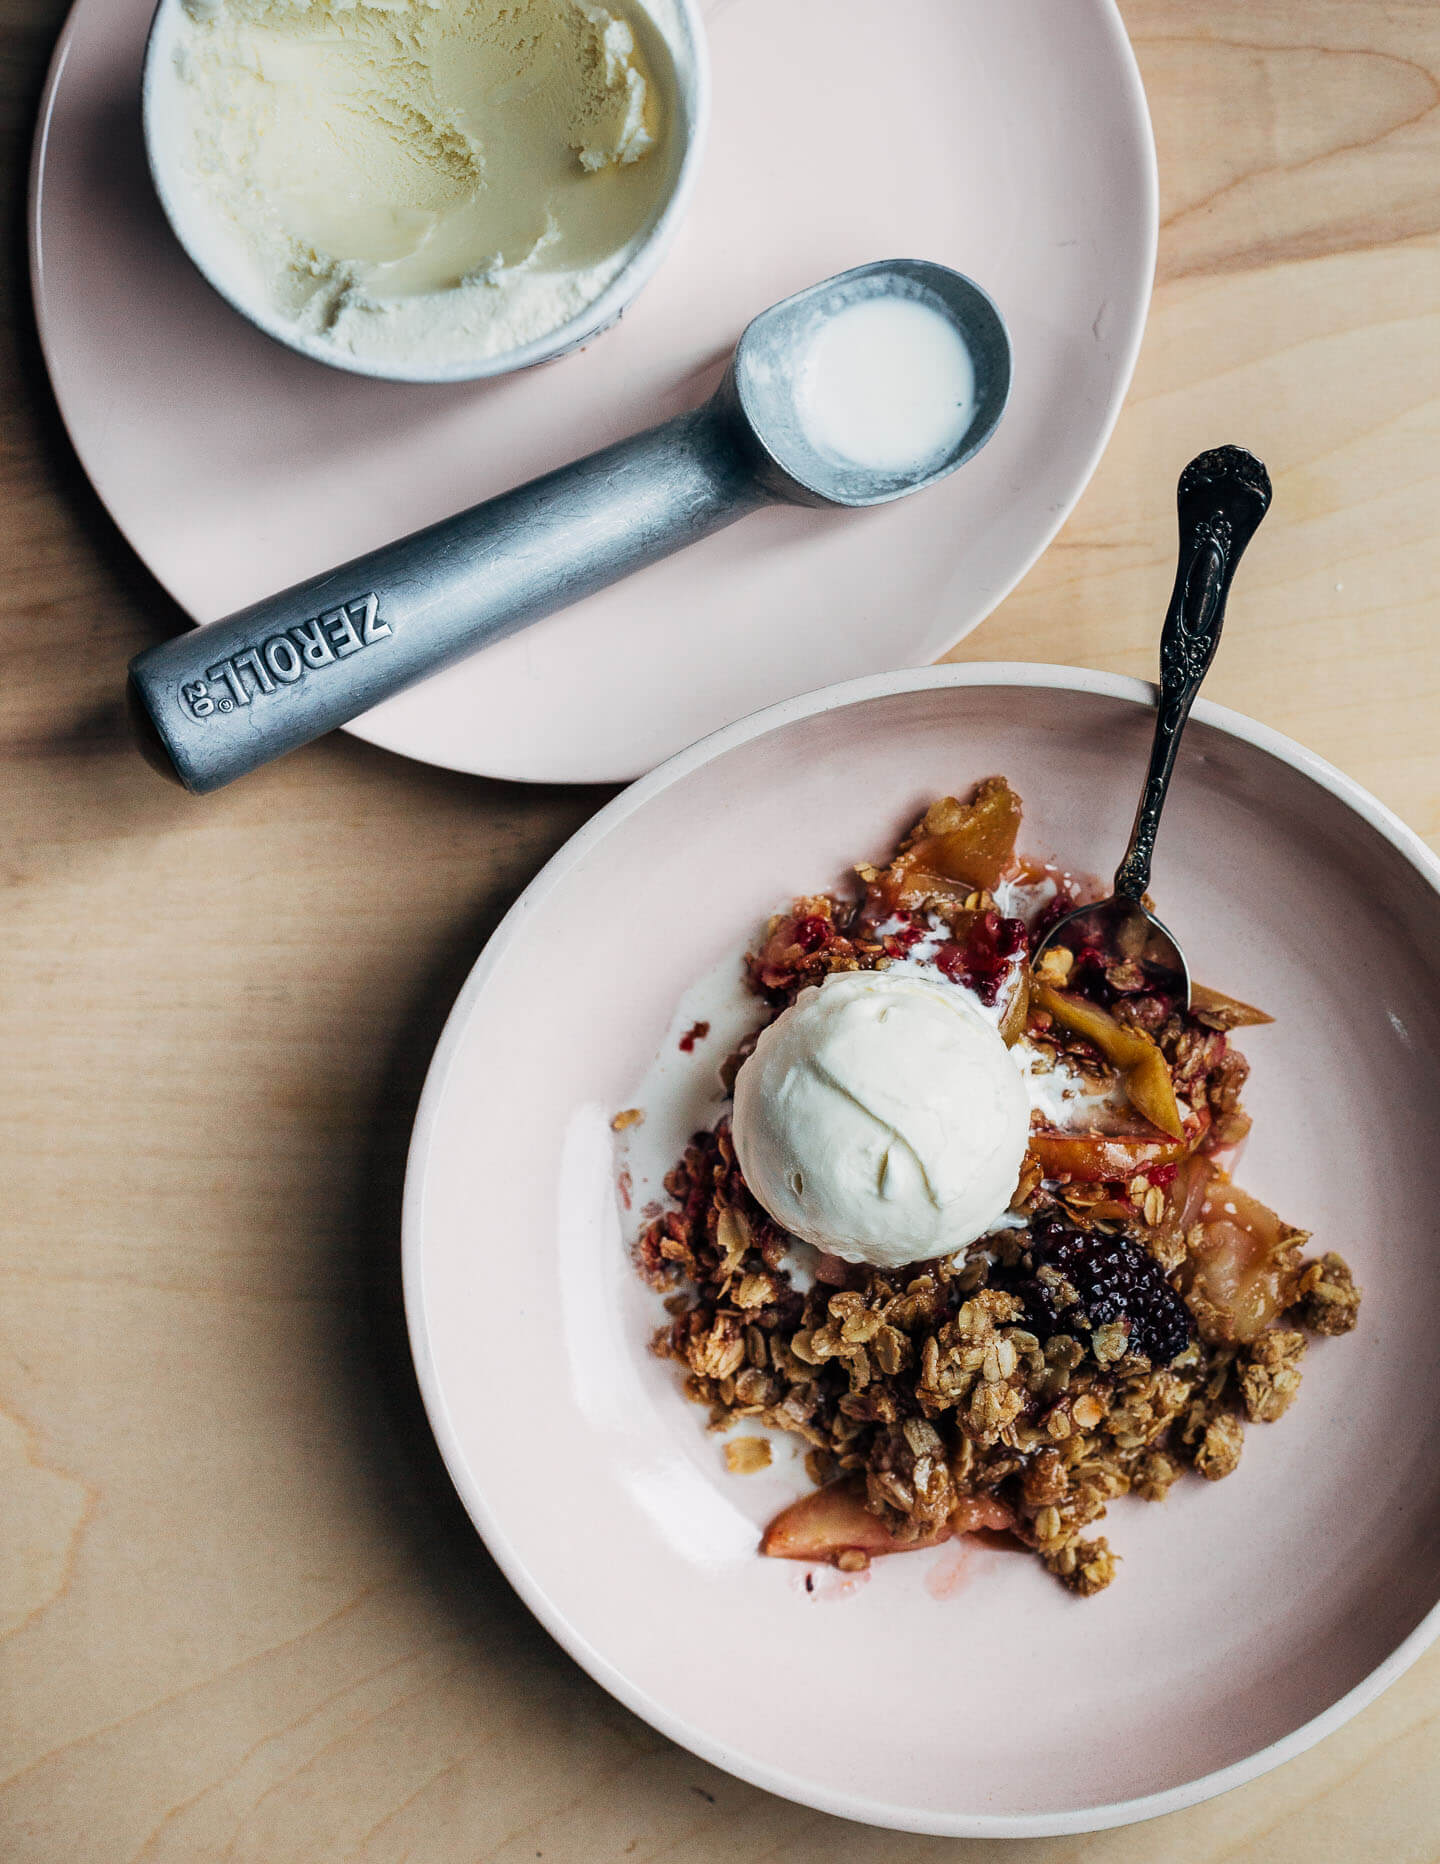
{"left": 762, "top": 1481, "right": 952, "bottom": 1562}
{"left": 1190, "top": 982, "right": 1274, "bottom": 1030}
{"left": 950, "top": 1492, "right": 1018, "bottom": 1534}
{"left": 996, "top": 967, "right": 1030, "bottom": 1047}
{"left": 1028, "top": 1115, "right": 1209, "bottom": 1185}
{"left": 878, "top": 777, "right": 1023, "bottom": 908}
{"left": 762, "top": 1480, "right": 1019, "bottom": 1563}
{"left": 1031, "top": 982, "right": 1184, "bottom": 1139}
{"left": 1180, "top": 1177, "right": 1304, "bottom": 1344}
{"left": 1149, "top": 1150, "right": 1217, "bottom": 1258}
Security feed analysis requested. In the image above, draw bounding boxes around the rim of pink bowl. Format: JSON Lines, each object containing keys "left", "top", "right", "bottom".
{"left": 402, "top": 660, "right": 1440, "bottom": 1839}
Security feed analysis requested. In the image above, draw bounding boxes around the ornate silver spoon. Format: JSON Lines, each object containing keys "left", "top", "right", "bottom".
{"left": 1032, "top": 445, "right": 1273, "bottom": 1006}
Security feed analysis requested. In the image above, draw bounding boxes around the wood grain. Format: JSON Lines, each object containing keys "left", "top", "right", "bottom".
{"left": 2, "top": 1, "right": 1438, "bottom": 1858}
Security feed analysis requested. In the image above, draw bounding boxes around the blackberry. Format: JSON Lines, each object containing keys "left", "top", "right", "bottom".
{"left": 995, "top": 1211, "right": 1194, "bottom": 1366}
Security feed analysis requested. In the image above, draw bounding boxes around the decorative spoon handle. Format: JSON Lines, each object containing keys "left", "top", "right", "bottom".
{"left": 1112, "top": 445, "right": 1273, "bottom": 902}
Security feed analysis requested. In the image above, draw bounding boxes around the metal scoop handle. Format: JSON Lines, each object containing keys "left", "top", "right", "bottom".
{"left": 128, "top": 382, "right": 769, "bottom": 794}
{"left": 1112, "top": 445, "right": 1273, "bottom": 902}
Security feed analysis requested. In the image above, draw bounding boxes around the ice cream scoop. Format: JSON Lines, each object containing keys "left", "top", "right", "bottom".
{"left": 732, "top": 971, "right": 1031, "bottom": 1270}
{"left": 126, "top": 259, "right": 1011, "bottom": 793}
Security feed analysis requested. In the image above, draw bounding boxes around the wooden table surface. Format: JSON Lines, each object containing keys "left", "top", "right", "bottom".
{"left": 3, "top": 1, "right": 1438, "bottom": 1857}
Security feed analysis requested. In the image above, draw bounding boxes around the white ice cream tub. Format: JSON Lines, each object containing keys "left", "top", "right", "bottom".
{"left": 141, "top": 0, "right": 711, "bottom": 385}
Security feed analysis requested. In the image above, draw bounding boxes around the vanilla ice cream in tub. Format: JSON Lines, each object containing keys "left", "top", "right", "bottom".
{"left": 143, "top": 0, "right": 709, "bottom": 382}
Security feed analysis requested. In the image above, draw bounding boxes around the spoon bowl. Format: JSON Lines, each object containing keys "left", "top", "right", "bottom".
{"left": 1037, "top": 895, "right": 1189, "bottom": 1001}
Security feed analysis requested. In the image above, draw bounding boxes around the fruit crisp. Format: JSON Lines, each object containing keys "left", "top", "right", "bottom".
{"left": 631, "top": 780, "right": 1360, "bottom": 1596}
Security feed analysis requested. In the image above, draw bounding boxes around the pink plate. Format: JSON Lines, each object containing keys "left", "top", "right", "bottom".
{"left": 30, "top": 0, "right": 1155, "bottom": 785}
{"left": 404, "top": 665, "right": 1440, "bottom": 1835}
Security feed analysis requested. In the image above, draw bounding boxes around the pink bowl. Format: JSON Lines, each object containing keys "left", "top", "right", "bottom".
{"left": 404, "top": 664, "right": 1440, "bottom": 1836}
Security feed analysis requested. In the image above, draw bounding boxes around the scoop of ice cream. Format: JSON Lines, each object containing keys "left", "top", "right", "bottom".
{"left": 732, "top": 971, "right": 1030, "bottom": 1269}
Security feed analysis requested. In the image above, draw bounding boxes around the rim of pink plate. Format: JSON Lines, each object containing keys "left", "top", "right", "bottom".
{"left": 26, "top": 0, "right": 1160, "bottom": 784}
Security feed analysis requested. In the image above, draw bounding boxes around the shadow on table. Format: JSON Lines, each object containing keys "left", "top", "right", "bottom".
{"left": 326, "top": 825, "right": 656, "bottom": 1709}
{"left": 7, "top": 12, "right": 616, "bottom": 1706}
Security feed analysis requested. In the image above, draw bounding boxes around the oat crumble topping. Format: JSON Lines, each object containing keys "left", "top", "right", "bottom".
{"left": 631, "top": 781, "right": 1361, "bottom": 1596}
